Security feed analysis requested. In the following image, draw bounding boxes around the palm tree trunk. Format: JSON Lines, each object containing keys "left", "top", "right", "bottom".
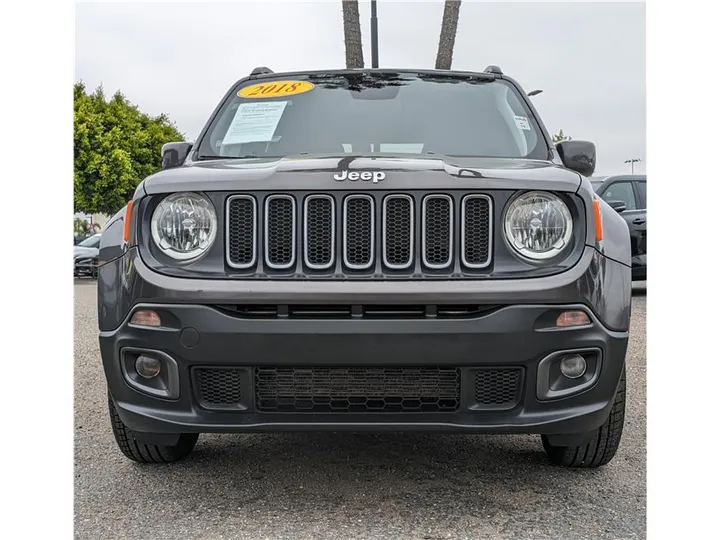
{"left": 342, "top": 0, "right": 365, "bottom": 69}
{"left": 435, "top": 0, "right": 462, "bottom": 70}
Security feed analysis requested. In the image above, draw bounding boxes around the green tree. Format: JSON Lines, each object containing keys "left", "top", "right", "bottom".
{"left": 74, "top": 82, "right": 184, "bottom": 215}
{"left": 552, "top": 129, "right": 572, "bottom": 143}
{"left": 74, "top": 217, "right": 90, "bottom": 235}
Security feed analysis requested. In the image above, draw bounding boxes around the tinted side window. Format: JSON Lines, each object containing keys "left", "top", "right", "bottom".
{"left": 635, "top": 181, "right": 646, "bottom": 209}
{"left": 601, "top": 182, "right": 637, "bottom": 210}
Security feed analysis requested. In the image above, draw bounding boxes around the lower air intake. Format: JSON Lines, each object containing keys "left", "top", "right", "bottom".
{"left": 473, "top": 368, "right": 523, "bottom": 410}
{"left": 194, "top": 367, "right": 246, "bottom": 409}
{"left": 255, "top": 366, "right": 460, "bottom": 413}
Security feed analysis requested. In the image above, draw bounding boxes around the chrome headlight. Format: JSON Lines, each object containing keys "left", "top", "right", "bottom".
{"left": 503, "top": 191, "right": 573, "bottom": 261}
{"left": 150, "top": 192, "right": 217, "bottom": 261}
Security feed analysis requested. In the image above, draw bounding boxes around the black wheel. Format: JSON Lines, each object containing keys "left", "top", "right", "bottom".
{"left": 541, "top": 368, "right": 626, "bottom": 468}
{"left": 108, "top": 393, "right": 198, "bottom": 464}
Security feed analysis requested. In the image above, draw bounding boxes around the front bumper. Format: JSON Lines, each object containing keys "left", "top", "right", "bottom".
{"left": 101, "top": 301, "right": 628, "bottom": 438}
{"left": 98, "top": 245, "right": 631, "bottom": 439}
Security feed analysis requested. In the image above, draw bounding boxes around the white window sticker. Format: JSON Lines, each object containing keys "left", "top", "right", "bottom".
{"left": 514, "top": 115, "right": 531, "bottom": 131}
{"left": 222, "top": 101, "right": 288, "bottom": 145}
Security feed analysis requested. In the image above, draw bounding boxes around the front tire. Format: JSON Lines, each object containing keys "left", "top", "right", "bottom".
{"left": 108, "top": 393, "right": 198, "bottom": 464}
{"left": 541, "top": 368, "right": 626, "bottom": 468}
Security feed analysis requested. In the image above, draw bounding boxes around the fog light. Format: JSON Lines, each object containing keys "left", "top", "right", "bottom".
{"left": 556, "top": 310, "right": 590, "bottom": 327}
{"left": 560, "top": 354, "right": 587, "bottom": 379}
{"left": 135, "top": 355, "right": 162, "bottom": 379}
{"left": 130, "top": 310, "right": 161, "bottom": 327}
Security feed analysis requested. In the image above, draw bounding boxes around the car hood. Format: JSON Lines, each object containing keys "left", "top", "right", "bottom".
{"left": 142, "top": 155, "right": 583, "bottom": 194}
{"left": 74, "top": 246, "right": 99, "bottom": 259}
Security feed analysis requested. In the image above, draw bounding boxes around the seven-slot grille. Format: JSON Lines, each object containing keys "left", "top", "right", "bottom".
{"left": 226, "top": 192, "right": 492, "bottom": 275}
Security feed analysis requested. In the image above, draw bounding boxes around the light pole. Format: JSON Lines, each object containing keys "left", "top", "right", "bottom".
{"left": 370, "top": 0, "right": 379, "bottom": 68}
{"left": 624, "top": 158, "right": 642, "bottom": 174}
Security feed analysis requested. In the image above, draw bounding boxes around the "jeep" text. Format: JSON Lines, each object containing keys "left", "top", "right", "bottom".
{"left": 333, "top": 170, "right": 386, "bottom": 183}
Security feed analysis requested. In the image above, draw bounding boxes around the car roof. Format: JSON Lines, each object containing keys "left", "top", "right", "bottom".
{"left": 239, "top": 68, "right": 502, "bottom": 90}
{"left": 592, "top": 174, "right": 646, "bottom": 184}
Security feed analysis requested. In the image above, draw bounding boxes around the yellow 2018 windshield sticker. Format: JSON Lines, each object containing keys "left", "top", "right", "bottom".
{"left": 238, "top": 81, "right": 314, "bottom": 99}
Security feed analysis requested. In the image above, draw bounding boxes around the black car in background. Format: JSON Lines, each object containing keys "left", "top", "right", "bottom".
{"left": 592, "top": 175, "right": 646, "bottom": 280}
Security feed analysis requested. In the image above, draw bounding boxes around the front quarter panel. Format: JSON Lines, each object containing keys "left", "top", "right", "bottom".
{"left": 98, "top": 184, "right": 146, "bottom": 332}
{"left": 597, "top": 198, "right": 632, "bottom": 267}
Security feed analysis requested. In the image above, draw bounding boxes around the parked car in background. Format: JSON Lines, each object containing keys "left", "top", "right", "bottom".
{"left": 74, "top": 233, "right": 101, "bottom": 278}
{"left": 591, "top": 175, "right": 646, "bottom": 280}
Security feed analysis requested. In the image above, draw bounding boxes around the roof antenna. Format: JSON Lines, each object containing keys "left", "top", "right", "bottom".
{"left": 370, "top": 0, "right": 379, "bottom": 68}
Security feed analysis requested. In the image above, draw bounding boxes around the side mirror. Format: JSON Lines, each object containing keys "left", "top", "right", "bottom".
{"left": 555, "top": 140, "right": 596, "bottom": 177}
{"left": 607, "top": 200, "right": 627, "bottom": 213}
{"left": 161, "top": 142, "right": 193, "bottom": 170}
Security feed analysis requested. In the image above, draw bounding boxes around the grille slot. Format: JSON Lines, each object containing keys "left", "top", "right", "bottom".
{"left": 255, "top": 367, "right": 460, "bottom": 413}
{"left": 461, "top": 195, "right": 492, "bottom": 268}
{"left": 195, "top": 368, "right": 246, "bottom": 409}
{"left": 343, "top": 195, "right": 375, "bottom": 270}
{"left": 383, "top": 195, "right": 414, "bottom": 269}
{"left": 264, "top": 195, "right": 296, "bottom": 269}
{"left": 422, "top": 195, "right": 453, "bottom": 269}
{"left": 304, "top": 195, "right": 335, "bottom": 270}
{"left": 226, "top": 195, "right": 257, "bottom": 268}
{"left": 473, "top": 368, "right": 523, "bottom": 410}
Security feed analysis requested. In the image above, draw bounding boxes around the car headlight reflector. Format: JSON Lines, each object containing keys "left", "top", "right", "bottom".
{"left": 503, "top": 191, "right": 573, "bottom": 261}
{"left": 151, "top": 192, "right": 217, "bottom": 260}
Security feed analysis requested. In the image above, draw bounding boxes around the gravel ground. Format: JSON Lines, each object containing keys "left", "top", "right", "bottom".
{"left": 74, "top": 279, "right": 646, "bottom": 540}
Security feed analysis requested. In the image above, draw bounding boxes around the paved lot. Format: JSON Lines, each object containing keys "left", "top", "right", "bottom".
{"left": 74, "top": 279, "right": 646, "bottom": 540}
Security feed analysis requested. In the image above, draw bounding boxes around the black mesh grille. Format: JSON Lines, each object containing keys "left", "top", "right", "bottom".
{"left": 227, "top": 196, "right": 256, "bottom": 267}
{"left": 255, "top": 367, "right": 460, "bottom": 413}
{"left": 383, "top": 196, "right": 413, "bottom": 268}
{"left": 462, "top": 196, "right": 491, "bottom": 267}
{"left": 423, "top": 196, "right": 452, "bottom": 268}
{"left": 344, "top": 196, "right": 374, "bottom": 269}
{"left": 265, "top": 196, "right": 295, "bottom": 268}
{"left": 305, "top": 196, "right": 334, "bottom": 268}
{"left": 474, "top": 368, "right": 522, "bottom": 409}
{"left": 195, "top": 368, "right": 244, "bottom": 408}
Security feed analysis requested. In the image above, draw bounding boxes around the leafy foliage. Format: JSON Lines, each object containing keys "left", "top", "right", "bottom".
{"left": 74, "top": 217, "right": 91, "bottom": 235}
{"left": 552, "top": 129, "right": 572, "bottom": 143}
{"left": 74, "top": 82, "right": 184, "bottom": 215}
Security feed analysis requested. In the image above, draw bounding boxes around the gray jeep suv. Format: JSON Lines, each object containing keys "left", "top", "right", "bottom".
{"left": 97, "top": 66, "right": 631, "bottom": 468}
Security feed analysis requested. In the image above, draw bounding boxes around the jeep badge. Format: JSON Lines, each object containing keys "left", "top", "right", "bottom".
{"left": 333, "top": 170, "right": 386, "bottom": 183}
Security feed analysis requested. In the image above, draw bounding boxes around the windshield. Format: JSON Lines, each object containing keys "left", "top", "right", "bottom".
{"left": 78, "top": 234, "right": 100, "bottom": 248}
{"left": 198, "top": 72, "right": 548, "bottom": 160}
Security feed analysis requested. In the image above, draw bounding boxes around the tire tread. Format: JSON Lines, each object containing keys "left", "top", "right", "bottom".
{"left": 108, "top": 392, "right": 198, "bottom": 464}
{"left": 542, "top": 368, "right": 626, "bottom": 468}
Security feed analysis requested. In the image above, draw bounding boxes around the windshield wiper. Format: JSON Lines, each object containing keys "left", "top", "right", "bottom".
{"left": 198, "top": 156, "right": 253, "bottom": 161}
{"left": 196, "top": 154, "right": 272, "bottom": 160}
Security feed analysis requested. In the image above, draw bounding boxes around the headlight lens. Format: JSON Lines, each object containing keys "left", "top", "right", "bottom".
{"left": 150, "top": 192, "right": 217, "bottom": 260}
{"left": 504, "top": 191, "right": 573, "bottom": 261}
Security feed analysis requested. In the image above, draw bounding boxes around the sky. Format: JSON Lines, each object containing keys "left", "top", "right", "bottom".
{"left": 74, "top": 0, "right": 646, "bottom": 176}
